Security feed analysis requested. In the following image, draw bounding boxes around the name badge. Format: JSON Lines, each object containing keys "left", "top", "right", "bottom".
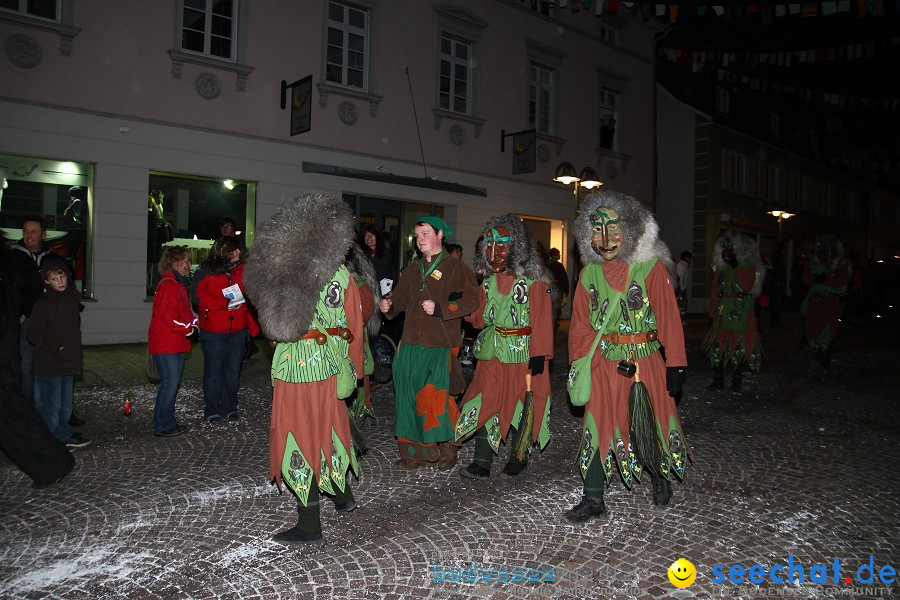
{"left": 431, "top": 270, "right": 443, "bottom": 281}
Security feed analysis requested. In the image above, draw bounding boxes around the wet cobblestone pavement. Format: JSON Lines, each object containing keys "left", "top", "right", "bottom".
{"left": 1, "top": 314, "right": 898, "bottom": 599}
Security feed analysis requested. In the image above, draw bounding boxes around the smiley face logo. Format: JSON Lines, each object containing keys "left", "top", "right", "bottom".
{"left": 667, "top": 558, "right": 696, "bottom": 588}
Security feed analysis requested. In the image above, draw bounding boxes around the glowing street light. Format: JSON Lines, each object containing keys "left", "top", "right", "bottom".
{"left": 767, "top": 209, "right": 795, "bottom": 241}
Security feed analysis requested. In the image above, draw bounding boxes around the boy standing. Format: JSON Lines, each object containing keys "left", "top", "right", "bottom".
{"left": 26, "top": 257, "right": 89, "bottom": 448}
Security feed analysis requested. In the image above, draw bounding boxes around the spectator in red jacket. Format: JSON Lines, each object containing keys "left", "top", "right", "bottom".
{"left": 190, "top": 236, "right": 260, "bottom": 423}
{"left": 148, "top": 246, "right": 198, "bottom": 437}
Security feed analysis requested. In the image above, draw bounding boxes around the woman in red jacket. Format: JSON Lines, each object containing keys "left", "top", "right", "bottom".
{"left": 191, "top": 236, "right": 260, "bottom": 422}
{"left": 148, "top": 246, "right": 198, "bottom": 437}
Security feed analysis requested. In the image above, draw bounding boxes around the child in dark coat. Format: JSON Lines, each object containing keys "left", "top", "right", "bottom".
{"left": 26, "top": 257, "right": 89, "bottom": 448}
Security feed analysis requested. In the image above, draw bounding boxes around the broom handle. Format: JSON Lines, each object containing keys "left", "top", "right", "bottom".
{"left": 525, "top": 372, "right": 532, "bottom": 392}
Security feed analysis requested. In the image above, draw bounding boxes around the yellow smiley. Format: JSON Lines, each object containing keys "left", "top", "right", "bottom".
{"left": 667, "top": 558, "right": 697, "bottom": 588}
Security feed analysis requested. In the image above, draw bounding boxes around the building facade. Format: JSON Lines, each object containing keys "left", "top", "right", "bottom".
{"left": 656, "top": 86, "right": 873, "bottom": 313}
{"left": 1, "top": 0, "right": 659, "bottom": 343}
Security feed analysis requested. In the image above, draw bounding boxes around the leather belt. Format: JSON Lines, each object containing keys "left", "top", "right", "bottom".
{"left": 494, "top": 326, "right": 532, "bottom": 336}
{"left": 600, "top": 330, "right": 658, "bottom": 345}
{"left": 300, "top": 328, "right": 344, "bottom": 344}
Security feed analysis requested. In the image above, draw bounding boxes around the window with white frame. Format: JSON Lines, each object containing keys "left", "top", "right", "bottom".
{"left": 326, "top": 1, "right": 369, "bottom": 90}
{"left": 529, "top": 62, "right": 555, "bottom": 134}
{"left": 0, "top": 0, "right": 58, "bottom": 20}
{"left": 180, "top": 0, "right": 237, "bottom": 61}
{"left": 439, "top": 34, "right": 471, "bottom": 114}
{"left": 722, "top": 150, "right": 749, "bottom": 194}
{"left": 599, "top": 86, "right": 619, "bottom": 151}
{"left": 716, "top": 86, "right": 730, "bottom": 117}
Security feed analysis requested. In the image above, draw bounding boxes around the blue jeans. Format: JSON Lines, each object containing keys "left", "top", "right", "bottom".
{"left": 20, "top": 320, "right": 36, "bottom": 406}
{"left": 200, "top": 329, "right": 246, "bottom": 419}
{"left": 153, "top": 353, "right": 185, "bottom": 433}
{"left": 35, "top": 375, "right": 75, "bottom": 442}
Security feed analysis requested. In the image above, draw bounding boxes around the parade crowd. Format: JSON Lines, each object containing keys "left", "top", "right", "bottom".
{"left": 0, "top": 189, "right": 877, "bottom": 543}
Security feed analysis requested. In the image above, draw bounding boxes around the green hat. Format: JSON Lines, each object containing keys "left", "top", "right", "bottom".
{"left": 417, "top": 216, "right": 452, "bottom": 238}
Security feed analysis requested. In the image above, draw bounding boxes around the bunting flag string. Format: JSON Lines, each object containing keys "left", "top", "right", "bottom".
{"left": 540, "top": 0, "right": 895, "bottom": 19}
{"left": 662, "top": 52, "right": 900, "bottom": 106}
{"left": 661, "top": 36, "right": 898, "bottom": 69}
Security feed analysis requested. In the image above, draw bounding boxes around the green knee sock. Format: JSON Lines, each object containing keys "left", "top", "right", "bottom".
{"left": 296, "top": 487, "right": 322, "bottom": 534}
{"left": 331, "top": 483, "right": 355, "bottom": 506}
{"left": 583, "top": 456, "right": 606, "bottom": 502}
{"left": 473, "top": 427, "right": 494, "bottom": 469}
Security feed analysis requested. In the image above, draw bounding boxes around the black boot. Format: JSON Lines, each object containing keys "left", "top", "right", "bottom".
{"left": 332, "top": 484, "right": 358, "bottom": 513}
{"left": 273, "top": 496, "right": 323, "bottom": 544}
{"left": 729, "top": 363, "right": 744, "bottom": 392}
{"left": 649, "top": 472, "right": 673, "bottom": 507}
{"left": 501, "top": 457, "right": 528, "bottom": 476}
{"left": 564, "top": 494, "right": 606, "bottom": 524}
{"left": 459, "top": 462, "right": 490, "bottom": 479}
{"left": 708, "top": 365, "right": 725, "bottom": 390}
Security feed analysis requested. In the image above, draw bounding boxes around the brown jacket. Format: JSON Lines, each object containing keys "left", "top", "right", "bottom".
{"left": 385, "top": 252, "right": 480, "bottom": 348}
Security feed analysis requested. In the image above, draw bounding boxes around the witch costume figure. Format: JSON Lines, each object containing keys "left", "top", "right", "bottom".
{"left": 801, "top": 234, "right": 851, "bottom": 367}
{"left": 243, "top": 192, "right": 364, "bottom": 545}
{"left": 703, "top": 231, "right": 765, "bottom": 391}
{"left": 343, "top": 242, "right": 382, "bottom": 453}
{"left": 454, "top": 214, "right": 558, "bottom": 479}
{"left": 564, "top": 190, "right": 688, "bottom": 524}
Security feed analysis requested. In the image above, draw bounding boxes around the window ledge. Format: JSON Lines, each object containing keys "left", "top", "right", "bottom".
{"left": 0, "top": 13, "right": 80, "bottom": 56}
{"left": 168, "top": 50, "right": 254, "bottom": 91}
{"left": 537, "top": 132, "right": 567, "bottom": 157}
{"left": 316, "top": 83, "right": 383, "bottom": 117}
{"left": 431, "top": 108, "right": 486, "bottom": 139}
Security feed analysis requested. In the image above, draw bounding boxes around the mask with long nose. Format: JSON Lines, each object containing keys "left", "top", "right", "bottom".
{"left": 485, "top": 226, "right": 510, "bottom": 273}
{"left": 590, "top": 207, "right": 623, "bottom": 261}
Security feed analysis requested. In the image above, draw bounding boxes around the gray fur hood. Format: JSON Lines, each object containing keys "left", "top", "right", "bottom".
{"left": 473, "top": 213, "right": 560, "bottom": 306}
{"left": 243, "top": 192, "right": 355, "bottom": 341}
{"left": 712, "top": 230, "right": 765, "bottom": 298}
{"left": 575, "top": 190, "right": 674, "bottom": 274}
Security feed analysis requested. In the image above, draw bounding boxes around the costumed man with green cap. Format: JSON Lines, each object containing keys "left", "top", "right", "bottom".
{"left": 243, "top": 192, "right": 365, "bottom": 544}
{"left": 801, "top": 234, "right": 851, "bottom": 367}
{"left": 703, "top": 231, "right": 765, "bottom": 391}
{"left": 455, "top": 214, "right": 558, "bottom": 479}
{"left": 564, "top": 190, "right": 688, "bottom": 524}
{"left": 380, "top": 216, "right": 480, "bottom": 470}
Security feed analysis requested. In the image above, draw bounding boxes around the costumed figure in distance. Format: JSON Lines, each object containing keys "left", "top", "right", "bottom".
{"left": 343, "top": 241, "right": 383, "bottom": 454}
{"left": 702, "top": 231, "right": 765, "bottom": 392}
{"left": 801, "top": 234, "right": 852, "bottom": 367}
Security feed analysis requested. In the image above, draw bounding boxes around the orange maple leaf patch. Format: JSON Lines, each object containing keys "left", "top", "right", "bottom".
{"left": 416, "top": 384, "right": 447, "bottom": 431}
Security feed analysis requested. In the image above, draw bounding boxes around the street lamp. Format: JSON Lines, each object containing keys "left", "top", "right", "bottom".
{"left": 767, "top": 209, "right": 795, "bottom": 241}
{"left": 553, "top": 162, "right": 603, "bottom": 207}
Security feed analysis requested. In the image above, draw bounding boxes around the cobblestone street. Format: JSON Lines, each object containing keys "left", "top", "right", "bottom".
{"left": 1, "top": 314, "right": 898, "bottom": 599}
